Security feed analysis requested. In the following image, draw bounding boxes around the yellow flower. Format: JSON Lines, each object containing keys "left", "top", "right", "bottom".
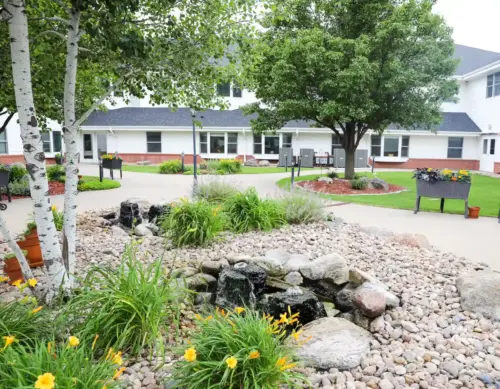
{"left": 249, "top": 350, "right": 260, "bottom": 359}
{"left": 280, "top": 363, "right": 297, "bottom": 371}
{"left": 235, "top": 307, "right": 245, "bottom": 315}
{"left": 458, "top": 175, "right": 462, "bottom": 179}
{"left": 0, "top": 276, "right": 8, "bottom": 283}
{"left": 27, "top": 278, "right": 38, "bottom": 288}
{"left": 112, "top": 351, "right": 123, "bottom": 365}
{"left": 278, "top": 313, "right": 288, "bottom": 325}
{"left": 31, "top": 306, "right": 43, "bottom": 314}
{"left": 276, "top": 357, "right": 288, "bottom": 367}
{"left": 427, "top": 168, "right": 432, "bottom": 172}
{"left": 291, "top": 330, "right": 303, "bottom": 341}
{"left": 51, "top": 205, "right": 57, "bottom": 211}
{"left": 34, "top": 372, "right": 55, "bottom": 389}
{"left": 184, "top": 347, "right": 197, "bottom": 362}
{"left": 2, "top": 335, "right": 15, "bottom": 350}
{"left": 112, "top": 367, "right": 126, "bottom": 380}
{"left": 11, "top": 279, "right": 22, "bottom": 288}
{"left": 47, "top": 342, "right": 53, "bottom": 353}
{"left": 68, "top": 336, "right": 80, "bottom": 348}
{"left": 443, "top": 169, "right": 452, "bottom": 175}
{"left": 195, "top": 314, "right": 202, "bottom": 321}
{"left": 226, "top": 356, "right": 238, "bottom": 369}
{"left": 106, "top": 347, "right": 115, "bottom": 360}
{"left": 205, "top": 315, "right": 213, "bottom": 321}
{"left": 91, "top": 334, "right": 99, "bottom": 351}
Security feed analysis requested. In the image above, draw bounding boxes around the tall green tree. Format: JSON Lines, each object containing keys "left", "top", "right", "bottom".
{"left": 244, "top": 0, "right": 458, "bottom": 178}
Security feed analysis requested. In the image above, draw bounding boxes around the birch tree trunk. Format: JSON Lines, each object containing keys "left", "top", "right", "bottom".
{"left": 0, "top": 212, "right": 33, "bottom": 280}
{"left": 62, "top": 8, "right": 82, "bottom": 286}
{"left": 4, "top": 0, "right": 68, "bottom": 296}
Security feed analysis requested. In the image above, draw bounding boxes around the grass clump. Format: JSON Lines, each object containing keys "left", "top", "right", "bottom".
{"left": 77, "top": 176, "right": 121, "bottom": 191}
{"left": 61, "top": 244, "right": 178, "bottom": 356}
{"left": 279, "top": 193, "right": 325, "bottom": 224}
{"left": 224, "top": 188, "right": 286, "bottom": 233}
{"left": 193, "top": 179, "right": 239, "bottom": 203}
{"left": 163, "top": 199, "right": 225, "bottom": 247}
{"left": 218, "top": 159, "right": 242, "bottom": 174}
{"left": 159, "top": 160, "right": 183, "bottom": 174}
{"left": 351, "top": 178, "right": 368, "bottom": 190}
{"left": 173, "top": 308, "right": 307, "bottom": 389}
{"left": 0, "top": 337, "right": 121, "bottom": 389}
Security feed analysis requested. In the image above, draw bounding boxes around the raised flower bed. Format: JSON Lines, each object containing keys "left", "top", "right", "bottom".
{"left": 413, "top": 168, "right": 471, "bottom": 218}
{"left": 100, "top": 153, "right": 123, "bottom": 180}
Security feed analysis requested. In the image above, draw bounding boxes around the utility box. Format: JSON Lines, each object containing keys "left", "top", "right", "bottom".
{"left": 299, "top": 148, "right": 314, "bottom": 168}
{"left": 334, "top": 149, "right": 369, "bottom": 168}
{"left": 278, "top": 148, "right": 294, "bottom": 167}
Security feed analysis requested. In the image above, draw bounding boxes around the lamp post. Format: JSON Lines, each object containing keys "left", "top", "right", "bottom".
{"left": 191, "top": 108, "right": 198, "bottom": 188}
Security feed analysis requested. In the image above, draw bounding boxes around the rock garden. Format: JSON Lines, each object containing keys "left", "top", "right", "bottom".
{"left": 1, "top": 180, "right": 500, "bottom": 389}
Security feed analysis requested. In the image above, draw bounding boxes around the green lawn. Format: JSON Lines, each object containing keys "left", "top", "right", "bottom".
{"left": 78, "top": 176, "right": 121, "bottom": 191}
{"left": 277, "top": 172, "right": 500, "bottom": 217}
{"left": 122, "top": 165, "right": 316, "bottom": 175}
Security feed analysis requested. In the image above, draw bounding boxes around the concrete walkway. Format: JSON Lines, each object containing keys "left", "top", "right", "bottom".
{"left": 2, "top": 165, "right": 499, "bottom": 271}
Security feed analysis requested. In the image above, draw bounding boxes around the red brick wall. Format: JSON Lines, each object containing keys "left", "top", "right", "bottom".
{"left": 119, "top": 153, "right": 202, "bottom": 164}
{"left": 494, "top": 163, "right": 500, "bottom": 174}
{"left": 370, "top": 158, "right": 480, "bottom": 171}
{"left": 0, "top": 155, "right": 56, "bottom": 165}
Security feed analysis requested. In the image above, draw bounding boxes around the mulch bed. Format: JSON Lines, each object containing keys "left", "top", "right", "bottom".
{"left": 7, "top": 181, "right": 66, "bottom": 200}
{"left": 297, "top": 179, "right": 406, "bottom": 195}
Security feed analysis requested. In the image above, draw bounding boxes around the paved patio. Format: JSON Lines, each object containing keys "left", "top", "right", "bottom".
{"left": 2, "top": 165, "right": 498, "bottom": 270}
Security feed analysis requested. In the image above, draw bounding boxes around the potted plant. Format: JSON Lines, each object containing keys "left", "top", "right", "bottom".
{"left": 3, "top": 250, "right": 29, "bottom": 284}
{"left": 101, "top": 153, "right": 123, "bottom": 170}
{"left": 16, "top": 221, "right": 43, "bottom": 268}
{"left": 0, "top": 164, "right": 10, "bottom": 186}
{"left": 55, "top": 153, "right": 63, "bottom": 165}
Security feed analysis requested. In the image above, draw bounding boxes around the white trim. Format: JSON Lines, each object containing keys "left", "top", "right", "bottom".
{"left": 460, "top": 60, "right": 500, "bottom": 81}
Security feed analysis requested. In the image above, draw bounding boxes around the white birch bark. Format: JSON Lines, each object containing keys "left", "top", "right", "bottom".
{"left": 0, "top": 212, "right": 34, "bottom": 280}
{"left": 62, "top": 8, "right": 81, "bottom": 286}
{"left": 4, "top": 0, "right": 68, "bottom": 296}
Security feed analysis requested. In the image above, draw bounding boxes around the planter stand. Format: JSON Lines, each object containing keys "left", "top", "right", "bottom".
{"left": 0, "top": 171, "right": 11, "bottom": 203}
{"left": 414, "top": 180, "right": 471, "bottom": 219}
{"left": 99, "top": 159, "right": 123, "bottom": 182}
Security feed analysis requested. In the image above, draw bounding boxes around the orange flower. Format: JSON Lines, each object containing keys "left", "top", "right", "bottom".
{"left": 112, "top": 367, "right": 126, "bottom": 380}
{"left": 31, "top": 306, "right": 43, "bottom": 314}
{"left": 249, "top": 350, "right": 260, "bottom": 359}
{"left": 276, "top": 357, "right": 288, "bottom": 367}
{"left": 451, "top": 176, "right": 457, "bottom": 182}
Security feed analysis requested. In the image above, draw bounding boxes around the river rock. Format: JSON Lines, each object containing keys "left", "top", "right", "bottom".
{"left": 457, "top": 270, "right": 500, "bottom": 321}
{"left": 233, "top": 262, "right": 267, "bottom": 296}
{"left": 201, "top": 260, "right": 226, "bottom": 276}
{"left": 134, "top": 224, "right": 153, "bottom": 237}
{"left": 119, "top": 200, "right": 142, "bottom": 228}
{"left": 291, "top": 317, "right": 372, "bottom": 370}
{"left": 187, "top": 273, "right": 217, "bottom": 293}
{"left": 354, "top": 285, "right": 386, "bottom": 318}
{"left": 215, "top": 267, "right": 256, "bottom": 308}
{"left": 299, "top": 253, "right": 349, "bottom": 284}
{"left": 284, "top": 271, "right": 303, "bottom": 286}
{"left": 148, "top": 204, "right": 171, "bottom": 225}
{"left": 247, "top": 256, "right": 286, "bottom": 277}
{"left": 284, "top": 254, "right": 310, "bottom": 273}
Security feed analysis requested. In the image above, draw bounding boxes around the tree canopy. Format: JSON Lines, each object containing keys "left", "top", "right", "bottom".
{"left": 243, "top": 0, "right": 458, "bottom": 178}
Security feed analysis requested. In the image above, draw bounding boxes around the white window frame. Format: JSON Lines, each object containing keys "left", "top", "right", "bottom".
{"left": 146, "top": 132, "right": 162, "bottom": 153}
{"left": 370, "top": 134, "right": 410, "bottom": 160}
{"left": 41, "top": 132, "right": 52, "bottom": 153}
{"left": 199, "top": 132, "right": 239, "bottom": 156}
{"left": 483, "top": 139, "right": 488, "bottom": 155}
{"left": 487, "top": 72, "right": 500, "bottom": 98}
{"left": 0, "top": 131, "right": 8, "bottom": 154}
{"left": 447, "top": 137, "right": 463, "bottom": 159}
{"left": 253, "top": 133, "right": 291, "bottom": 155}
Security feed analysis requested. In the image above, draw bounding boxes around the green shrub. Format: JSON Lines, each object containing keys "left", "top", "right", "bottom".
{"left": 0, "top": 299, "right": 53, "bottom": 348}
{"left": 193, "top": 179, "right": 239, "bottom": 203}
{"left": 0, "top": 338, "right": 121, "bottom": 389}
{"left": 159, "top": 160, "right": 183, "bottom": 174}
{"left": 78, "top": 177, "right": 121, "bottom": 191}
{"left": 9, "top": 163, "right": 28, "bottom": 183}
{"left": 163, "top": 199, "right": 225, "bottom": 247}
{"left": 218, "top": 159, "right": 242, "bottom": 174}
{"left": 207, "top": 159, "right": 221, "bottom": 172}
{"left": 47, "top": 165, "right": 65, "bottom": 182}
{"left": 8, "top": 175, "right": 30, "bottom": 196}
{"left": 61, "top": 244, "right": 178, "bottom": 356}
{"left": 351, "top": 178, "right": 368, "bottom": 190}
{"left": 216, "top": 169, "right": 227, "bottom": 175}
{"left": 279, "top": 193, "right": 325, "bottom": 224}
{"left": 173, "top": 308, "right": 306, "bottom": 389}
{"left": 224, "top": 188, "right": 286, "bottom": 233}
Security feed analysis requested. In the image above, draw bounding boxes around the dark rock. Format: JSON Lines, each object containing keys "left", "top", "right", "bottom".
{"left": 233, "top": 262, "right": 267, "bottom": 296}
{"left": 119, "top": 200, "right": 142, "bottom": 228}
{"left": 148, "top": 204, "right": 172, "bottom": 225}
{"left": 352, "top": 309, "right": 371, "bottom": 330}
{"left": 353, "top": 285, "right": 386, "bottom": 318}
{"left": 215, "top": 268, "right": 256, "bottom": 308}
{"left": 259, "top": 287, "right": 326, "bottom": 325}
{"left": 194, "top": 292, "right": 214, "bottom": 306}
{"left": 301, "top": 278, "right": 343, "bottom": 302}
{"left": 101, "top": 211, "right": 117, "bottom": 220}
{"left": 334, "top": 285, "right": 357, "bottom": 312}
{"left": 187, "top": 273, "right": 217, "bottom": 293}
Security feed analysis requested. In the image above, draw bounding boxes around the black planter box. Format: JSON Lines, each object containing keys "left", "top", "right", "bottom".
{"left": 0, "top": 171, "right": 10, "bottom": 186}
{"left": 415, "top": 179, "right": 471, "bottom": 218}
{"left": 102, "top": 159, "right": 122, "bottom": 170}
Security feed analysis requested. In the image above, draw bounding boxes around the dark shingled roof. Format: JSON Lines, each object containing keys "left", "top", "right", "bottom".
{"left": 454, "top": 44, "right": 500, "bottom": 76}
{"left": 84, "top": 108, "right": 481, "bottom": 133}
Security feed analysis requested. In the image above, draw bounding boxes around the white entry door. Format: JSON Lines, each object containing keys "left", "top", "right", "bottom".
{"left": 83, "top": 133, "right": 94, "bottom": 160}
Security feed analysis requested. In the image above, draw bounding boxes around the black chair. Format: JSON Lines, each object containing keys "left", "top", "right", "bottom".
{"left": 0, "top": 170, "right": 11, "bottom": 202}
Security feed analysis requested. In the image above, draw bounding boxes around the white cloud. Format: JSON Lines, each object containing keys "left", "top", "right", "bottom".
{"left": 434, "top": 0, "right": 500, "bottom": 52}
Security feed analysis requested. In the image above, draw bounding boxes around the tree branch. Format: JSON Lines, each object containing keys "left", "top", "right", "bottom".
{"left": 29, "top": 16, "right": 70, "bottom": 24}
{"left": 52, "top": 0, "right": 71, "bottom": 14}
{"left": 0, "top": 112, "right": 15, "bottom": 135}
{"left": 78, "top": 46, "right": 91, "bottom": 52}
{"left": 32, "top": 30, "right": 66, "bottom": 41}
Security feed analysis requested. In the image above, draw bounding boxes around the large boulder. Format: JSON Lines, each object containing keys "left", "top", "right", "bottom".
{"left": 369, "top": 178, "right": 389, "bottom": 191}
{"left": 299, "top": 253, "right": 349, "bottom": 285}
{"left": 215, "top": 268, "right": 256, "bottom": 308}
{"left": 258, "top": 160, "right": 271, "bottom": 167}
{"left": 247, "top": 256, "right": 286, "bottom": 277}
{"left": 457, "top": 271, "right": 500, "bottom": 321}
{"left": 148, "top": 204, "right": 171, "bottom": 225}
{"left": 119, "top": 200, "right": 142, "bottom": 228}
{"left": 244, "top": 158, "right": 258, "bottom": 167}
{"left": 291, "top": 317, "right": 372, "bottom": 370}
{"left": 284, "top": 254, "right": 310, "bottom": 273}
{"left": 233, "top": 262, "right": 267, "bottom": 296}
{"left": 318, "top": 177, "right": 333, "bottom": 184}
{"left": 353, "top": 285, "right": 386, "bottom": 318}
{"left": 187, "top": 273, "right": 217, "bottom": 293}
{"left": 260, "top": 287, "right": 326, "bottom": 325}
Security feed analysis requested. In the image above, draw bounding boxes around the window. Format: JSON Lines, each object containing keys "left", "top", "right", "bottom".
{"left": 371, "top": 136, "right": 381, "bottom": 157}
{"left": 52, "top": 131, "right": 62, "bottom": 152}
{"left": 447, "top": 137, "right": 463, "bottom": 158}
{"left": 41, "top": 132, "right": 51, "bottom": 152}
{"left": 210, "top": 133, "right": 225, "bottom": 154}
{"left": 232, "top": 84, "right": 242, "bottom": 98}
{"left": 264, "top": 136, "right": 280, "bottom": 154}
{"left": 491, "top": 139, "right": 496, "bottom": 155}
{"left": 253, "top": 134, "right": 262, "bottom": 154}
{"left": 217, "top": 82, "right": 231, "bottom": 97}
{"left": 0, "top": 131, "right": 7, "bottom": 154}
{"left": 200, "top": 133, "right": 208, "bottom": 153}
{"left": 227, "top": 133, "right": 238, "bottom": 154}
{"left": 146, "top": 132, "right": 162, "bottom": 153}
{"left": 383, "top": 136, "right": 399, "bottom": 157}
{"left": 401, "top": 136, "right": 410, "bottom": 157}
{"left": 487, "top": 72, "right": 500, "bottom": 98}
{"left": 282, "top": 134, "right": 292, "bottom": 149}
{"left": 483, "top": 139, "right": 488, "bottom": 154}
{"left": 332, "top": 134, "right": 342, "bottom": 154}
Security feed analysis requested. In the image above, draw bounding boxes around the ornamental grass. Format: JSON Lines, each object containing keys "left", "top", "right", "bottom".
{"left": 173, "top": 307, "right": 308, "bottom": 389}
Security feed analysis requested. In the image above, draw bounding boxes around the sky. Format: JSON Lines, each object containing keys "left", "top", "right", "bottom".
{"left": 434, "top": 0, "right": 500, "bottom": 52}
